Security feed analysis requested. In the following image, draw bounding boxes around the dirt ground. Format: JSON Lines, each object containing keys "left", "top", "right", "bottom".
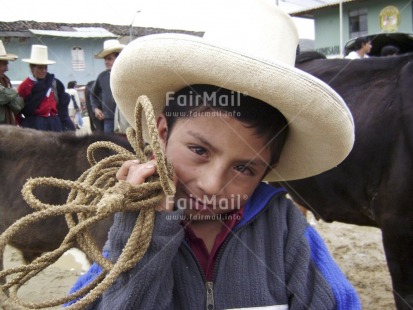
{"left": 308, "top": 214, "right": 396, "bottom": 309}
{"left": 0, "top": 212, "right": 396, "bottom": 309}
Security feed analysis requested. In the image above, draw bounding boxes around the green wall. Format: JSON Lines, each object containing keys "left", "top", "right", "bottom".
{"left": 313, "top": 0, "right": 412, "bottom": 57}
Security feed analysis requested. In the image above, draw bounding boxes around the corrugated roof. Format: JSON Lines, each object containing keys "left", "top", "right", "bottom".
{"left": 0, "top": 21, "right": 204, "bottom": 38}
{"left": 29, "top": 27, "right": 117, "bottom": 38}
{"left": 290, "top": 0, "right": 357, "bottom": 17}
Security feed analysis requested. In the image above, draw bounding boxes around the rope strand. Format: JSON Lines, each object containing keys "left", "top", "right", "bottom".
{"left": 0, "top": 95, "right": 174, "bottom": 309}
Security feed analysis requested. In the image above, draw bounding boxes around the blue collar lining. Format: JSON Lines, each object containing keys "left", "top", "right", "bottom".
{"left": 238, "top": 183, "right": 286, "bottom": 227}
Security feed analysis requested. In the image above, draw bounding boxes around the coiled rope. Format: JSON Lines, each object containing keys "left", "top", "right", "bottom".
{"left": 0, "top": 95, "right": 175, "bottom": 309}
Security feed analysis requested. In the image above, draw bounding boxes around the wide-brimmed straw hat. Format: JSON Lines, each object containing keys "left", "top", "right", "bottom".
{"left": 22, "top": 45, "right": 56, "bottom": 65}
{"left": 111, "top": 0, "right": 355, "bottom": 182}
{"left": 95, "top": 39, "right": 125, "bottom": 59}
{"left": 0, "top": 40, "right": 18, "bottom": 61}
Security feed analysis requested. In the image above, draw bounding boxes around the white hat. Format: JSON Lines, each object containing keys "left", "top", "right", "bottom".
{"left": 110, "top": 0, "right": 355, "bottom": 182}
{"left": 22, "top": 45, "right": 56, "bottom": 65}
{"left": 0, "top": 40, "right": 18, "bottom": 61}
{"left": 95, "top": 39, "right": 125, "bottom": 59}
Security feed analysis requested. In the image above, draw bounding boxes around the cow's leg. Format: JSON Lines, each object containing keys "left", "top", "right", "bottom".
{"left": 21, "top": 250, "right": 44, "bottom": 264}
{"left": 381, "top": 216, "right": 413, "bottom": 310}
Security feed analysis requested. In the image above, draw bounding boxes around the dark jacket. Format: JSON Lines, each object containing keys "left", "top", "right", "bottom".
{"left": 90, "top": 70, "right": 116, "bottom": 120}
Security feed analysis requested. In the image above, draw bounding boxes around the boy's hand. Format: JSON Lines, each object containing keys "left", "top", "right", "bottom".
{"left": 116, "top": 159, "right": 176, "bottom": 212}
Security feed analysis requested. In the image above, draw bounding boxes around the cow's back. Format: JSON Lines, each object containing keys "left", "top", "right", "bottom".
{"left": 0, "top": 126, "right": 131, "bottom": 262}
{"left": 278, "top": 54, "right": 413, "bottom": 309}
{"left": 276, "top": 54, "right": 413, "bottom": 226}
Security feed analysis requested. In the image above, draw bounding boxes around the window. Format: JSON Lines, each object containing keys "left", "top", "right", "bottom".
{"left": 72, "top": 47, "right": 85, "bottom": 71}
{"left": 349, "top": 8, "right": 368, "bottom": 39}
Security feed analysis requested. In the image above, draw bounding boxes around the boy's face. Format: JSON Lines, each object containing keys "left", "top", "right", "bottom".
{"left": 362, "top": 41, "right": 372, "bottom": 54}
{"left": 158, "top": 114, "right": 272, "bottom": 221}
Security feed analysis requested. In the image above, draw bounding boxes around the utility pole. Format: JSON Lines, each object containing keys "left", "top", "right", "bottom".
{"left": 339, "top": 0, "right": 343, "bottom": 57}
{"left": 129, "top": 10, "right": 141, "bottom": 42}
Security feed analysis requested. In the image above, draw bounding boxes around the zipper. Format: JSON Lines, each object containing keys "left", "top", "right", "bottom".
{"left": 182, "top": 190, "right": 284, "bottom": 308}
{"left": 205, "top": 281, "right": 215, "bottom": 310}
{"left": 182, "top": 244, "right": 215, "bottom": 309}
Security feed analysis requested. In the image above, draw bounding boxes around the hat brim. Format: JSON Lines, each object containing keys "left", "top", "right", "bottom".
{"left": 95, "top": 46, "right": 125, "bottom": 59}
{"left": 22, "top": 59, "right": 56, "bottom": 65}
{"left": 0, "top": 54, "right": 18, "bottom": 61}
{"left": 111, "top": 34, "right": 354, "bottom": 181}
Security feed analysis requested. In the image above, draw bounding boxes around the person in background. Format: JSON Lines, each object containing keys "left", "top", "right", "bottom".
{"left": 91, "top": 39, "right": 130, "bottom": 133}
{"left": 345, "top": 36, "right": 372, "bottom": 59}
{"left": 381, "top": 45, "right": 400, "bottom": 57}
{"left": 66, "top": 80, "right": 82, "bottom": 129}
{"left": 84, "top": 80, "right": 103, "bottom": 132}
{"left": 0, "top": 40, "right": 24, "bottom": 125}
{"left": 18, "top": 45, "right": 75, "bottom": 132}
{"left": 114, "top": 103, "right": 130, "bottom": 135}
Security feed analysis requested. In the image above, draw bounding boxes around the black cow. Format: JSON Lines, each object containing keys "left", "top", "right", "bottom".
{"left": 271, "top": 53, "right": 413, "bottom": 310}
{"left": 0, "top": 126, "right": 132, "bottom": 268}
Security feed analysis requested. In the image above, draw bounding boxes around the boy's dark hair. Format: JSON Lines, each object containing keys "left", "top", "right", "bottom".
{"left": 354, "top": 37, "right": 370, "bottom": 50}
{"left": 67, "top": 80, "right": 77, "bottom": 89}
{"left": 381, "top": 45, "right": 400, "bottom": 56}
{"left": 163, "top": 84, "right": 289, "bottom": 166}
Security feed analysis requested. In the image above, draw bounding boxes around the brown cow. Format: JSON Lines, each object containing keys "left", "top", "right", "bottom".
{"left": 271, "top": 52, "right": 413, "bottom": 310}
{"left": 0, "top": 126, "right": 132, "bottom": 268}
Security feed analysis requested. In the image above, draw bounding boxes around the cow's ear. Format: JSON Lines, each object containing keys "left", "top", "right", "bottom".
{"left": 156, "top": 113, "right": 168, "bottom": 151}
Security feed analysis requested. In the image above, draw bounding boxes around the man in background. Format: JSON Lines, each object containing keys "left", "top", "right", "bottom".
{"left": 91, "top": 39, "right": 129, "bottom": 133}
{"left": 0, "top": 40, "right": 23, "bottom": 125}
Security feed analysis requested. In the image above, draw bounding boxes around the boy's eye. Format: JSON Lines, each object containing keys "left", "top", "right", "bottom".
{"left": 235, "top": 165, "right": 253, "bottom": 175}
{"left": 189, "top": 146, "right": 207, "bottom": 156}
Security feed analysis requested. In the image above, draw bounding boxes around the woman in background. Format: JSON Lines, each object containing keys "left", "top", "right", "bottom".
{"left": 18, "top": 44, "right": 74, "bottom": 132}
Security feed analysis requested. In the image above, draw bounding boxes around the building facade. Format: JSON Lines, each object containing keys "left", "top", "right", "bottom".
{"left": 291, "top": 0, "right": 413, "bottom": 58}
{"left": 0, "top": 21, "right": 202, "bottom": 87}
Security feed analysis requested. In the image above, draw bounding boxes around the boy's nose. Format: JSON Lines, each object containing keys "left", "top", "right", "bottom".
{"left": 197, "top": 165, "right": 226, "bottom": 196}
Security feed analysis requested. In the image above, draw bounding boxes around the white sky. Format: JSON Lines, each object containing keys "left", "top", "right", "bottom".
{"left": 1, "top": 0, "right": 326, "bottom": 39}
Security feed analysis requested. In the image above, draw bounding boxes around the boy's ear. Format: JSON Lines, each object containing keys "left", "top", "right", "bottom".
{"left": 157, "top": 114, "right": 168, "bottom": 150}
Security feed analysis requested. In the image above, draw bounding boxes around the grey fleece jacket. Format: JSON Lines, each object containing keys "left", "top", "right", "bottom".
{"left": 85, "top": 186, "right": 360, "bottom": 310}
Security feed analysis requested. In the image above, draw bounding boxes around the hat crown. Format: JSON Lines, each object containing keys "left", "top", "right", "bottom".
{"left": 95, "top": 39, "right": 125, "bottom": 58}
{"left": 22, "top": 44, "right": 55, "bottom": 64}
{"left": 103, "top": 39, "right": 122, "bottom": 50}
{"left": 30, "top": 45, "right": 49, "bottom": 62}
{"left": 203, "top": 0, "right": 299, "bottom": 65}
{"left": 0, "top": 40, "right": 7, "bottom": 56}
{"left": 0, "top": 40, "right": 18, "bottom": 60}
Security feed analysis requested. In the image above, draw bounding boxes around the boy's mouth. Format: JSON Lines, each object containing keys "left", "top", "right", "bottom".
{"left": 184, "top": 191, "right": 215, "bottom": 211}
{"left": 190, "top": 197, "right": 211, "bottom": 211}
